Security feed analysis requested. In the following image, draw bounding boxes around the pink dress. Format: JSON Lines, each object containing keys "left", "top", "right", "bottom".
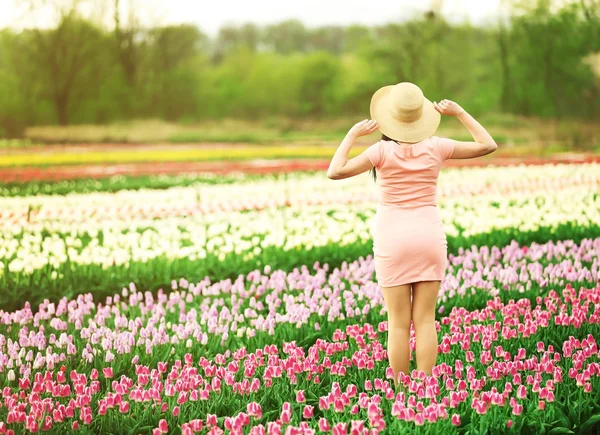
{"left": 363, "top": 136, "right": 456, "bottom": 287}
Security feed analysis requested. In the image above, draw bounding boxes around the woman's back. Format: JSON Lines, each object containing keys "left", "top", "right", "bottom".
{"left": 364, "top": 136, "right": 455, "bottom": 208}
{"left": 326, "top": 84, "right": 498, "bottom": 386}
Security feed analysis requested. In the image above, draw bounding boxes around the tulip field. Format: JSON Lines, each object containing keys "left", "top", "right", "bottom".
{"left": 1, "top": 162, "right": 600, "bottom": 434}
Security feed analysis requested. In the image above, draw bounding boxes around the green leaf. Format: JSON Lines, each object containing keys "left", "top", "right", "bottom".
{"left": 580, "top": 414, "right": 600, "bottom": 434}
{"left": 554, "top": 406, "right": 572, "bottom": 429}
{"left": 547, "top": 428, "right": 574, "bottom": 435}
{"left": 568, "top": 404, "right": 579, "bottom": 424}
{"left": 129, "top": 426, "right": 155, "bottom": 435}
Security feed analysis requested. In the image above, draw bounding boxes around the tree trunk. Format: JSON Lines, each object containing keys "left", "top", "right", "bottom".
{"left": 114, "top": 0, "right": 137, "bottom": 87}
{"left": 56, "top": 93, "right": 69, "bottom": 126}
{"left": 498, "top": 25, "right": 512, "bottom": 112}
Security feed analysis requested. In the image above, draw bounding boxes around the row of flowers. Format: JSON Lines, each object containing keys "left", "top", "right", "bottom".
{"left": 0, "top": 165, "right": 600, "bottom": 276}
{"left": 2, "top": 185, "right": 598, "bottom": 277}
{"left": 2, "top": 163, "right": 599, "bottom": 224}
{"left": 3, "top": 237, "right": 596, "bottom": 358}
{"left": 0, "top": 238, "right": 598, "bottom": 433}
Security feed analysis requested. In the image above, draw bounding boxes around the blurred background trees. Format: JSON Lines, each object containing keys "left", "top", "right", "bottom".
{"left": 0, "top": 0, "right": 598, "bottom": 138}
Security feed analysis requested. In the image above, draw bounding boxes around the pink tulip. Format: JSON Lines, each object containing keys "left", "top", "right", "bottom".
{"left": 248, "top": 402, "right": 263, "bottom": 419}
{"left": 318, "top": 417, "right": 330, "bottom": 432}
{"left": 158, "top": 419, "right": 168, "bottom": 433}
{"left": 414, "top": 412, "right": 425, "bottom": 426}
{"left": 206, "top": 414, "right": 217, "bottom": 426}
{"left": 0, "top": 236, "right": 599, "bottom": 434}
{"left": 177, "top": 391, "right": 187, "bottom": 405}
{"left": 451, "top": 414, "right": 461, "bottom": 426}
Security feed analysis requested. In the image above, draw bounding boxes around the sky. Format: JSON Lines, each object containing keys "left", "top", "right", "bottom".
{"left": 0, "top": 0, "right": 504, "bottom": 35}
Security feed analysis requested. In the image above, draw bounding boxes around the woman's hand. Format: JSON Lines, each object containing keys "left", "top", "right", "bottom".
{"left": 327, "top": 119, "right": 379, "bottom": 180}
{"left": 349, "top": 119, "right": 379, "bottom": 138}
{"left": 433, "top": 99, "right": 465, "bottom": 117}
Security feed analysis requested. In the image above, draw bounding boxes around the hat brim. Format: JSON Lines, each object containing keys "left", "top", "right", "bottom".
{"left": 369, "top": 85, "right": 441, "bottom": 143}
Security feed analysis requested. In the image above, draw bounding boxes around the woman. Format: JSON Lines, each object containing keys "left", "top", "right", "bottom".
{"left": 327, "top": 82, "right": 497, "bottom": 390}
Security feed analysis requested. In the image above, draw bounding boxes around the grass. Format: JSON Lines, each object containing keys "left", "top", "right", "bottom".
{"left": 18, "top": 114, "right": 600, "bottom": 153}
{"left": 23, "top": 118, "right": 352, "bottom": 145}
{"left": 0, "top": 138, "right": 36, "bottom": 148}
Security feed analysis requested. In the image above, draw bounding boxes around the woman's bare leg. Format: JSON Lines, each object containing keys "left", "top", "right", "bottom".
{"left": 380, "top": 284, "right": 412, "bottom": 389}
{"left": 411, "top": 280, "right": 441, "bottom": 375}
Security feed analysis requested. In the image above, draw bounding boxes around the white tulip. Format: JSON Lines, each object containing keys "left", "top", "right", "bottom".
{"left": 0, "top": 164, "right": 598, "bottom": 280}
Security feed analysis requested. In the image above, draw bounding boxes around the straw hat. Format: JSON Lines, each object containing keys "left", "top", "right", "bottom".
{"left": 370, "top": 82, "right": 441, "bottom": 143}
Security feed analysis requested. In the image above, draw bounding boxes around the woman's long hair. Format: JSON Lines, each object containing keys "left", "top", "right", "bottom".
{"left": 369, "top": 133, "right": 395, "bottom": 183}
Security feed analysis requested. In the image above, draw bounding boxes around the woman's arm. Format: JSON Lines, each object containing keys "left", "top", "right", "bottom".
{"left": 433, "top": 100, "right": 498, "bottom": 159}
{"left": 327, "top": 119, "right": 379, "bottom": 180}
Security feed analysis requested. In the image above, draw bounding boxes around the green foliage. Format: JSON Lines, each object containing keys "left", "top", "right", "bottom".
{"left": 0, "top": 1, "right": 598, "bottom": 136}
{"left": 0, "top": 172, "right": 265, "bottom": 196}
{"left": 506, "top": 2, "right": 600, "bottom": 119}
{"left": 0, "top": 31, "right": 28, "bottom": 137}
{"left": 297, "top": 52, "right": 342, "bottom": 116}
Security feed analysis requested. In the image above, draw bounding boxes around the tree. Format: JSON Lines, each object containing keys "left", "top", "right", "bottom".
{"left": 507, "top": 0, "right": 600, "bottom": 118}
{"left": 298, "top": 52, "right": 341, "bottom": 116}
{"left": 264, "top": 20, "right": 308, "bottom": 54}
{"left": 0, "top": 31, "right": 27, "bottom": 136}
{"left": 497, "top": 0, "right": 513, "bottom": 111}
{"left": 212, "top": 23, "right": 262, "bottom": 63}
{"left": 307, "top": 26, "right": 346, "bottom": 54}
{"left": 145, "top": 25, "right": 207, "bottom": 120}
{"left": 113, "top": 0, "right": 139, "bottom": 87}
{"left": 343, "top": 25, "right": 373, "bottom": 54}
{"left": 16, "top": 1, "right": 109, "bottom": 125}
